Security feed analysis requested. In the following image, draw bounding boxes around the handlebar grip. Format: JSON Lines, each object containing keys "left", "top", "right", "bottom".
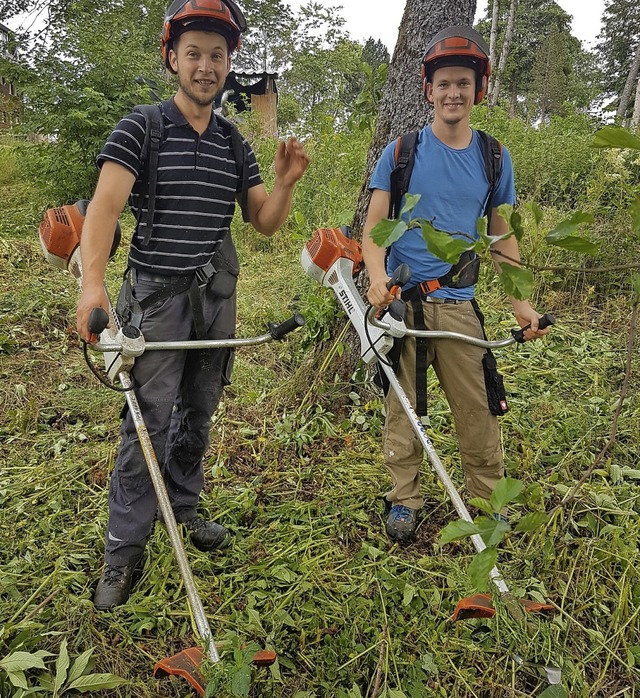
{"left": 387, "top": 263, "right": 411, "bottom": 292}
{"left": 268, "top": 313, "right": 305, "bottom": 340}
{"left": 511, "top": 313, "right": 555, "bottom": 344}
{"left": 88, "top": 308, "right": 109, "bottom": 335}
{"left": 388, "top": 299, "right": 406, "bottom": 322}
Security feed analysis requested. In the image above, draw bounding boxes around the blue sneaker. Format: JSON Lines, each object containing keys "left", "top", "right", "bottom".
{"left": 385, "top": 504, "right": 419, "bottom": 544}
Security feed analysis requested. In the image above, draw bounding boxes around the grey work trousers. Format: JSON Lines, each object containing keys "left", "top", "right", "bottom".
{"left": 105, "top": 273, "right": 235, "bottom": 565}
{"left": 383, "top": 299, "right": 504, "bottom": 510}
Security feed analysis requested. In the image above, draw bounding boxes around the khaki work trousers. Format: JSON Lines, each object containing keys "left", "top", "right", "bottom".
{"left": 383, "top": 299, "right": 504, "bottom": 509}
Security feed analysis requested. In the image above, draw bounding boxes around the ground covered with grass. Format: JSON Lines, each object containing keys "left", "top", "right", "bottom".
{"left": 1, "top": 143, "right": 639, "bottom": 697}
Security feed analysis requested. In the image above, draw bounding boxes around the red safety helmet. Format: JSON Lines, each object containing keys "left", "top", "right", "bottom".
{"left": 161, "top": 0, "right": 247, "bottom": 71}
{"left": 421, "top": 26, "right": 491, "bottom": 104}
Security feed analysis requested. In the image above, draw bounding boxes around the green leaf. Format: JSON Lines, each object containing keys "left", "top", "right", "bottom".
{"left": 476, "top": 216, "right": 488, "bottom": 240}
{"left": 420, "top": 222, "right": 472, "bottom": 264}
{"left": 369, "top": 218, "right": 408, "bottom": 248}
{"left": 547, "top": 235, "right": 599, "bottom": 256}
{"left": 400, "top": 193, "right": 421, "bottom": 217}
{"left": 490, "top": 478, "right": 524, "bottom": 512}
{"left": 468, "top": 497, "right": 493, "bottom": 515}
{"left": 633, "top": 274, "right": 640, "bottom": 297}
{"left": 514, "top": 511, "right": 549, "bottom": 532}
{"left": 53, "top": 639, "right": 69, "bottom": 694}
{"left": 230, "top": 665, "right": 252, "bottom": 697}
{"left": 546, "top": 212, "right": 593, "bottom": 242}
{"left": 496, "top": 203, "right": 514, "bottom": 224}
{"left": 0, "top": 652, "right": 47, "bottom": 673}
{"left": 527, "top": 201, "right": 544, "bottom": 226}
{"left": 403, "top": 583, "right": 416, "bottom": 606}
{"left": 5, "top": 669, "right": 29, "bottom": 690}
{"left": 592, "top": 126, "right": 640, "bottom": 151}
{"left": 476, "top": 517, "right": 510, "bottom": 546}
{"left": 468, "top": 548, "right": 498, "bottom": 592}
{"left": 510, "top": 210, "right": 524, "bottom": 241}
{"left": 66, "top": 674, "right": 127, "bottom": 692}
{"left": 66, "top": 648, "right": 94, "bottom": 685}
{"left": 498, "top": 264, "right": 534, "bottom": 300}
{"left": 537, "top": 685, "right": 569, "bottom": 698}
{"left": 440, "top": 520, "right": 479, "bottom": 544}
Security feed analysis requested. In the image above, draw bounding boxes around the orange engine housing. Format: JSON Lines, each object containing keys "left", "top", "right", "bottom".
{"left": 304, "top": 227, "right": 363, "bottom": 276}
{"left": 39, "top": 200, "right": 121, "bottom": 270}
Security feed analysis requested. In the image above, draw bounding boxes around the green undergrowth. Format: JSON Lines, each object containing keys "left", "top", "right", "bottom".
{"left": 1, "top": 140, "right": 639, "bottom": 697}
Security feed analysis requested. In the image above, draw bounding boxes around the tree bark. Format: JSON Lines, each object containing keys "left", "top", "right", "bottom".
{"left": 487, "top": 0, "right": 500, "bottom": 100}
{"left": 632, "top": 74, "right": 640, "bottom": 131}
{"left": 489, "top": 0, "right": 517, "bottom": 109}
{"left": 351, "top": 0, "right": 477, "bottom": 233}
{"left": 617, "top": 43, "right": 640, "bottom": 122}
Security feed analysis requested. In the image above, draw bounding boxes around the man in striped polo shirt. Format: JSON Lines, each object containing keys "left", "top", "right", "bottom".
{"left": 76, "top": 0, "right": 309, "bottom": 610}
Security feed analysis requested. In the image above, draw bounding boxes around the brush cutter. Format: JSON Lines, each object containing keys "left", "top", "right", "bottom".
{"left": 301, "top": 226, "right": 556, "bottom": 622}
{"left": 38, "top": 202, "right": 304, "bottom": 695}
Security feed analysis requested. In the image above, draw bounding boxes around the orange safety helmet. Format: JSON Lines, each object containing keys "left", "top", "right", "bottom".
{"left": 421, "top": 26, "right": 491, "bottom": 104}
{"left": 161, "top": 0, "right": 247, "bottom": 71}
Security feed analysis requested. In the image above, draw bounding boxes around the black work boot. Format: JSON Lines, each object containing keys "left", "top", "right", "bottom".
{"left": 93, "top": 563, "right": 138, "bottom": 610}
{"left": 184, "top": 517, "right": 231, "bottom": 552}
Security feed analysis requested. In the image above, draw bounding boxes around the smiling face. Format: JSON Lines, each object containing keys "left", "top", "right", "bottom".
{"left": 169, "top": 30, "right": 231, "bottom": 107}
{"left": 426, "top": 65, "right": 476, "bottom": 127}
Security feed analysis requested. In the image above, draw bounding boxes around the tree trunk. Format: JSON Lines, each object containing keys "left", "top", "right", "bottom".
{"left": 617, "top": 43, "right": 640, "bottom": 122}
{"left": 632, "top": 74, "right": 640, "bottom": 131}
{"left": 489, "top": 0, "right": 517, "bottom": 109}
{"left": 352, "top": 0, "right": 477, "bottom": 233}
{"left": 487, "top": 0, "right": 500, "bottom": 100}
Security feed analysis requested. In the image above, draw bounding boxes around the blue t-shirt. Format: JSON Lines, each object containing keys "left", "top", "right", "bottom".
{"left": 369, "top": 125, "right": 516, "bottom": 299}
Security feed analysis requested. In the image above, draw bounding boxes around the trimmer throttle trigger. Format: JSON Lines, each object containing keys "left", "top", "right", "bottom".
{"left": 511, "top": 313, "right": 555, "bottom": 343}
{"left": 388, "top": 300, "right": 406, "bottom": 322}
{"left": 88, "top": 308, "right": 109, "bottom": 335}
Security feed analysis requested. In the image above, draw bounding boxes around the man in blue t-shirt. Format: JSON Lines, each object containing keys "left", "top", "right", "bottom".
{"left": 76, "top": 0, "right": 309, "bottom": 609}
{"left": 362, "top": 26, "right": 549, "bottom": 544}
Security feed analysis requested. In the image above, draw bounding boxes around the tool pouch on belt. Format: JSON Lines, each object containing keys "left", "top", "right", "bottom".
{"left": 449, "top": 250, "right": 480, "bottom": 288}
{"left": 482, "top": 350, "right": 509, "bottom": 416}
{"left": 199, "top": 234, "right": 240, "bottom": 299}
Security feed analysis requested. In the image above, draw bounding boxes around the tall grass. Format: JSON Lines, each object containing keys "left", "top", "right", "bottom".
{"left": 1, "top": 119, "right": 638, "bottom": 697}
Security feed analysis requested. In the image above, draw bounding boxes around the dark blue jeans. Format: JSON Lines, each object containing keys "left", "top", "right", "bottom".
{"left": 105, "top": 273, "right": 235, "bottom": 565}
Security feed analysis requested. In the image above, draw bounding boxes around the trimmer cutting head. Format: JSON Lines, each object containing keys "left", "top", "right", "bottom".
{"left": 154, "top": 647, "right": 277, "bottom": 695}
{"left": 452, "top": 593, "right": 555, "bottom": 621}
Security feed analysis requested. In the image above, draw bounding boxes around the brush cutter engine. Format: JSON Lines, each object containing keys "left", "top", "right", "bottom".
{"left": 301, "top": 227, "right": 393, "bottom": 363}
{"left": 38, "top": 200, "right": 121, "bottom": 279}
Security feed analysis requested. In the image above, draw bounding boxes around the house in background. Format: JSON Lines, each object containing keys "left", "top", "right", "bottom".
{"left": 215, "top": 71, "right": 278, "bottom": 136}
{"left": 0, "top": 21, "right": 20, "bottom": 129}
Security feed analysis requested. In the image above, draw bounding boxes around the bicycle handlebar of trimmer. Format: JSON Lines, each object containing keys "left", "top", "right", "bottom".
{"left": 86, "top": 307, "right": 305, "bottom": 350}
{"left": 268, "top": 313, "right": 305, "bottom": 340}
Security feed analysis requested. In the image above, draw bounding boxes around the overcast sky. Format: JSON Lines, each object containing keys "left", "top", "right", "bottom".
{"left": 284, "top": 0, "right": 605, "bottom": 54}
{"left": 4, "top": 1, "right": 605, "bottom": 54}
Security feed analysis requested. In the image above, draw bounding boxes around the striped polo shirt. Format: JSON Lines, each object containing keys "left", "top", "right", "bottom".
{"left": 97, "top": 98, "right": 262, "bottom": 275}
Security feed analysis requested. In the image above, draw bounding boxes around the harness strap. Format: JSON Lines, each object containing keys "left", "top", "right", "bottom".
{"left": 118, "top": 269, "right": 209, "bottom": 340}
{"left": 410, "top": 296, "right": 429, "bottom": 417}
{"left": 132, "top": 104, "right": 164, "bottom": 246}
